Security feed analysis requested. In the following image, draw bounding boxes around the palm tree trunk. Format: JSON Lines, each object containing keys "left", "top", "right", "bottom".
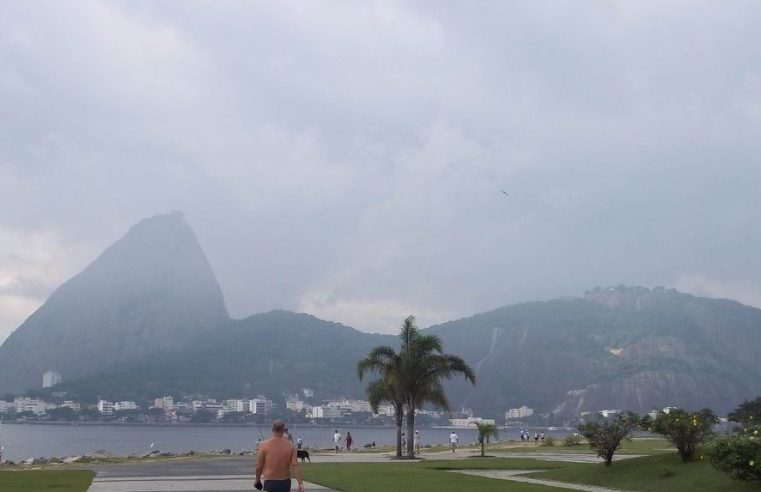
{"left": 406, "top": 409, "right": 415, "bottom": 458}
{"left": 395, "top": 416, "right": 403, "bottom": 458}
{"left": 481, "top": 439, "right": 485, "bottom": 457}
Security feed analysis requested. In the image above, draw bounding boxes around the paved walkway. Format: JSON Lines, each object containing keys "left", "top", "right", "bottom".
{"left": 87, "top": 457, "right": 333, "bottom": 492}
{"left": 451, "top": 470, "right": 627, "bottom": 492}
{"left": 89, "top": 475, "right": 329, "bottom": 492}
{"left": 84, "top": 450, "right": 642, "bottom": 491}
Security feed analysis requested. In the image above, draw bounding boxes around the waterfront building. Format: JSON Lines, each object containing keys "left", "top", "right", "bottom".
{"left": 114, "top": 401, "right": 138, "bottom": 411}
{"left": 505, "top": 406, "right": 534, "bottom": 420}
{"left": 449, "top": 416, "right": 496, "bottom": 428}
{"left": 153, "top": 396, "right": 174, "bottom": 411}
{"left": 249, "top": 397, "right": 274, "bottom": 415}
{"left": 97, "top": 400, "right": 115, "bottom": 414}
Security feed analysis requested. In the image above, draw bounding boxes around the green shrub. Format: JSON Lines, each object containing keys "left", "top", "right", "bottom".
{"left": 649, "top": 408, "right": 717, "bottom": 462}
{"left": 709, "top": 434, "right": 761, "bottom": 481}
{"left": 578, "top": 412, "right": 640, "bottom": 466}
{"left": 564, "top": 433, "right": 582, "bottom": 446}
{"left": 708, "top": 397, "right": 761, "bottom": 482}
{"left": 541, "top": 435, "right": 556, "bottom": 447}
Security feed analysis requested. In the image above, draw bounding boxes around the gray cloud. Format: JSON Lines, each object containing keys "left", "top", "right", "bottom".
{"left": 1, "top": 1, "right": 760, "bottom": 342}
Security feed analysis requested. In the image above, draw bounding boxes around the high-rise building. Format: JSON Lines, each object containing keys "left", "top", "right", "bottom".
{"left": 42, "top": 370, "right": 63, "bottom": 388}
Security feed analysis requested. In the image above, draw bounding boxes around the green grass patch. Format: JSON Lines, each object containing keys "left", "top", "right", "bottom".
{"left": 495, "top": 437, "right": 672, "bottom": 455}
{"left": 533, "top": 453, "right": 757, "bottom": 492}
{"left": 0, "top": 470, "right": 95, "bottom": 492}
{"left": 304, "top": 461, "right": 559, "bottom": 491}
{"left": 304, "top": 451, "right": 756, "bottom": 492}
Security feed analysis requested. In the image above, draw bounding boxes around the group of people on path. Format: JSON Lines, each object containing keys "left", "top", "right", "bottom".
{"left": 332, "top": 429, "right": 354, "bottom": 452}
{"left": 519, "top": 430, "right": 545, "bottom": 444}
{"left": 400, "top": 429, "right": 424, "bottom": 456}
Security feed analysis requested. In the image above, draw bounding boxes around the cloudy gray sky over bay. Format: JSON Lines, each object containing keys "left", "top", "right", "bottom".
{"left": 1, "top": 1, "right": 760, "bottom": 343}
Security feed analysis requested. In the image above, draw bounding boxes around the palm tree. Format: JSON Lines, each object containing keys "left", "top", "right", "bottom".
{"left": 357, "top": 346, "right": 406, "bottom": 458}
{"left": 398, "top": 315, "right": 476, "bottom": 458}
{"left": 472, "top": 421, "right": 499, "bottom": 457}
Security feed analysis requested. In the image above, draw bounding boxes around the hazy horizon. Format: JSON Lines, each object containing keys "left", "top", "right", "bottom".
{"left": 2, "top": 1, "right": 760, "bottom": 344}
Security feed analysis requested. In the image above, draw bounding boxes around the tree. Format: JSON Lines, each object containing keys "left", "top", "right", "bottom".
{"left": 190, "top": 409, "right": 215, "bottom": 423}
{"left": 578, "top": 412, "right": 640, "bottom": 466}
{"left": 649, "top": 408, "right": 717, "bottom": 462}
{"left": 397, "top": 315, "right": 476, "bottom": 458}
{"left": 728, "top": 397, "right": 761, "bottom": 429}
{"left": 358, "top": 315, "right": 476, "bottom": 459}
{"left": 710, "top": 397, "right": 761, "bottom": 482}
{"left": 358, "top": 345, "right": 406, "bottom": 458}
{"left": 472, "top": 421, "right": 499, "bottom": 457}
{"left": 46, "top": 406, "right": 78, "bottom": 422}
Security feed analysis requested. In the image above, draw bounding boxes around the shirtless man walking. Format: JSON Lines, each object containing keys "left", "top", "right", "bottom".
{"left": 255, "top": 419, "right": 305, "bottom": 492}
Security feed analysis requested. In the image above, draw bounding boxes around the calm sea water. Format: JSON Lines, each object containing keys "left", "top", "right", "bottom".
{"left": 0, "top": 423, "right": 572, "bottom": 461}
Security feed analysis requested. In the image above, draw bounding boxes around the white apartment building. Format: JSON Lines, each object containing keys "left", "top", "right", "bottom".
{"left": 302, "top": 388, "right": 314, "bottom": 398}
{"left": 376, "top": 404, "right": 395, "bottom": 417}
{"left": 153, "top": 396, "right": 174, "bottom": 411}
{"left": 14, "top": 397, "right": 47, "bottom": 415}
{"left": 310, "top": 404, "right": 343, "bottom": 419}
{"left": 42, "top": 370, "right": 63, "bottom": 388}
{"left": 505, "top": 406, "right": 534, "bottom": 420}
{"left": 0, "top": 400, "right": 13, "bottom": 413}
{"left": 97, "top": 400, "right": 115, "bottom": 414}
{"left": 226, "top": 399, "right": 249, "bottom": 413}
{"left": 61, "top": 401, "right": 81, "bottom": 412}
{"left": 286, "top": 396, "right": 305, "bottom": 412}
{"left": 114, "top": 401, "right": 138, "bottom": 411}
{"left": 250, "top": 397, "right": 274, "bottom": 415}
{"left": 598, "top": 409, "right": 622, "bottom": 418}
{"left": 348, "top": 400, "right": 372, "bottom": 413}
{"left": 449, "top": 417, "right": 496, "bottom": 428}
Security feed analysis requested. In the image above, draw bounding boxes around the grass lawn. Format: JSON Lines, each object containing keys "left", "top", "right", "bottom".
{"left": 0, "top": 470, "right": 95, "bottom": 492}
{"left": 304, "top": 452, "right": 755, "bottom": 492}
{"left": 304, "top": 460, "right": 560, "bottom": 491}
{"left": 534, "top": 453, "right": 758, "bottom": 492}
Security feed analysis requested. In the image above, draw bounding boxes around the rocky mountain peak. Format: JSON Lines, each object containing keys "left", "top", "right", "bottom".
{"left": 0, "top": 212, "right": 229, "bottom": 394}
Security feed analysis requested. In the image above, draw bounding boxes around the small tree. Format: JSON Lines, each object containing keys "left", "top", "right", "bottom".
{"left": 471, "top": 421, "right": 499, "bottom": 457}
{"left": 650, "top": 408, "right": 717, "bottom": 462}
{"left": 710, "top": 397, "right": 761, "bottom": 482}
{"left": 578, "top": 412, "right": 639, "bottom": 466}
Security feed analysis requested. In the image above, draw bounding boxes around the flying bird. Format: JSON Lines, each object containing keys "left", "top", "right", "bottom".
{"left": 499, "top": 190, "right": 510, "bottom": 197}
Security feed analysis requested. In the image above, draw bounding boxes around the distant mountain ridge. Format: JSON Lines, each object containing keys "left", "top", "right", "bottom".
{"left": 2, "top": 214, "right": 760, "bottom": 418}
{"left": 0, "top": 212, "right": 229, "bottom": 394}
{"left": 429, "top": 286, "right": 761, "bottom": 417}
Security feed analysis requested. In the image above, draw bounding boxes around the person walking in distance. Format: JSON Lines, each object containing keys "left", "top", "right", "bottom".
{"left": 333, "top": 429, "right": 342, "bottom": 453}
{"left": 345, "top": 431, "right": 353, "bottom": 452}
{"left": 254, "top": 420, "right": 304, "bottom": 492}
{"left": 414, "top": 430, "right": 421, "bottom": 456}
{"left": 449, "top": 431, "right": 458, "bottom": 453}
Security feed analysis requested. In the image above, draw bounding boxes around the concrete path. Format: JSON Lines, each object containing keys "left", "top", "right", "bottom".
{"left": 451, "top": 470, "right": 628, "bottom": 492}
{"left": 89, "top": 475, "right": 329, "bottom": 492}
{"left": 84, "top": 450, "right": 642, "bottom": 491}
{"left": 87, "top": 457, "right": 334, "bottom": 492}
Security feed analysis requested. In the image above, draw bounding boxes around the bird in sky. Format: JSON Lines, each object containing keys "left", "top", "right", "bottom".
{"left": 500, "top": 190, "right": 510, "bottom": 196}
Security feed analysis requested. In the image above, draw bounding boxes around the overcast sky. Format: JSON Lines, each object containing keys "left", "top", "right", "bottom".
{"left": 1, "top": 1, "right": 760, "bottom": 343}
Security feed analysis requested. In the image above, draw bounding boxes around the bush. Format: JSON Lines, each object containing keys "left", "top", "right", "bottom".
{"left": 578, "top": 412, "right": 640, "bottom": 466}
{"left": 649, "top": 408, "right": 717, "bottom": 462}
{"left": 564, "top": 433, "right": 583, "bottom": 447}
{"left": 541, "top": 436, "right": 556, "bottom": 447}
{"left": 710, "top": 397, "right": 761, "bottom": 482}
{"left": 710, "top": 434, "right": 761, "bottom": 481}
